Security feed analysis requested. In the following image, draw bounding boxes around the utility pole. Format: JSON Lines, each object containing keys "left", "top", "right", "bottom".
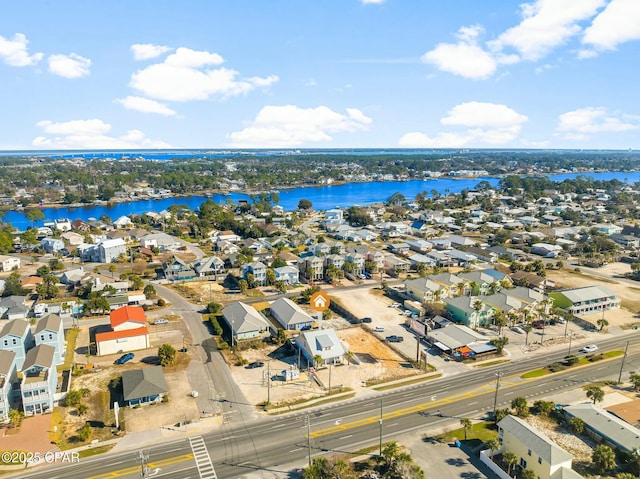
{"left": 305, "top": 414, "right": 311, "bottom": 467}
{"left": 267, "top": 361, "right": 271, "bottom": 405}
{"left": 492, "top": 371, "right": 504, "bottom": 419}
{"left": 138, "top": 450, "right": 149, "bottom": 479}
{"left": 618, "top": 340, "right": 630, "bottom": 384}
{"left": 328, "top": 364, "right": 332, "bottom": 396}
{"left": 379, "top": 398, "right": 383, "bottom": 457}
{"left": 415, "top": 333, "right": 420, "bottom": 363}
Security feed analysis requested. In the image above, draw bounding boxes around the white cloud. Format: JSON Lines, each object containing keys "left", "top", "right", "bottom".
{"left": 48, "top": 53, "right": 91, "bottom": 78}
{"left": 582, "top": 0, "right": 640, "bottom": 51}
{"left": 556, "top": 107, "right": 639, "bottom": 139}
{"left": 441, "top": 101, "right": 528, "bottom": 128}
{"left": 33, "top": 118, "right": 170, "bottom": 149}
{"left": 398, "top": 101, "right": 527, "bottom": 147}
{"left": 0, "top": 33, "right": 43, "bottom": 67}
{"left": 489, "top": 0, "right": 605, "bottom": 61}
{"left": 421, "top": 26, "right": 497, "bottom": 80}
{"left": 129, "top": 47, "right": 278, "bottom": 102}
{"left": 115, "top": 96, "right": 177, "bottom": 116}
{"left": 226, "top": 105, "right": 372, "bottom": 147}
{"left": 360, "top": 0, "right": 385, "bottom": 4}
{"left": 130, "top": 43, "right": 173, "bottom": 60}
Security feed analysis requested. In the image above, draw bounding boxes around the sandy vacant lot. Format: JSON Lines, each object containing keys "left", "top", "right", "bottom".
{"left": 547, "top": 263, "right": 640, "bottom": 327}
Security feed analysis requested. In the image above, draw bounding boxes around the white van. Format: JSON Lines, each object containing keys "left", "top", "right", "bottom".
{"left": 154, "top": 318, "right": 169, "bottom": 325}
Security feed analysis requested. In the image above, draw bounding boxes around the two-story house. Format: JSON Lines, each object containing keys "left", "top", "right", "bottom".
{"left": 0, "top": 350, "right": 18, "bottom": 422}
{"left": 242, "top": 261, "right": 267, "bottom": 286}
{"left": 0, "top": 255, "right": 20, "bottom": 272}
{"left": 0, "top": 319, "right": 33, "bottom": 369}
{"left": 34, "top": 314, "right": 65, "bottom": 365}
{"left": 274, "top": 266, "right": 300, "bottom": 285}
{"left": 162, "top": 255, "right": 196, "bottom": 282}
{"left": 98, "top": 238, "right": 127, "bottom": 263}
{"left": 21, "top": 344, "right": 57, "bottom": 416}
{"left": 193, "top": 256, "right": 225, "bottom": 279}
{"left": 95, "top": 305, "right": 150, "bottom": 356}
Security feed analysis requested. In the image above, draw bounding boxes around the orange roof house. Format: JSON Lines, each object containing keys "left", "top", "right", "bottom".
{"left": 96, "top": 305, "right": 149, "bottom": 356}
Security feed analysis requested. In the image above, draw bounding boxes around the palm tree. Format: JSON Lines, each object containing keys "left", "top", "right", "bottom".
{"left": 523, "top": 324, "right": 533, "bottom": 346}
{"left": 460, "top": 418, "right": 472, "bottom": 440}
{"left": 485, "top": 438, "right": 501, "bottom": 462}
{"left": 511, "top": 396, "right": 529, "bottom": 417}
{"left": 597, "top": 317, "right": 609, "bottom": 331}
{"left": 592, "top": 444, "right": 616, "bottom": 474}
{"left": 586, "top": 385, "right": 604, "bottom": 404}
{"left": 493, "top": 311, "right": 507, "bottom": 336}
{"left": 313, "top": 354, "right": 323, "bottom": 369}
{"left": 502, "top": 451, "right": 518, "bottom": 476}
{"left": 521, "top": 468, "right": 536, "bottom": 479}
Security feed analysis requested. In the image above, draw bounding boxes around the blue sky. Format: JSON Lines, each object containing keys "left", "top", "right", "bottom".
{"left": 1, "top": 0, "right": 639, "bottom": 150}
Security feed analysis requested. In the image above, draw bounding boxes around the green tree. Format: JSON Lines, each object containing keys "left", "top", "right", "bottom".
{"left": 586, "top": 385, "right": 605, "bottom": 404}
{"left": 297, "top": 199, "right": 312, "bottom": 210}
{"left": 143, "top": 284, "right": 156, "bottom": 297}
{"left": 8, "top": 409, "right": 23, "bottom": 429}
{"left": 65, "top": 389, "right": 82, "bottom": 407}
{"left": 490, "top": 336, "right": 509, "bottom": 354}
{"left": 313, "top": 354, "right": 323, "bottom": 368}
{"left": 84, "top": 296, "right": 110, "bottom": 316}
{"left": 382, "top": 441, "right": 400, "bottom": 468}
{"left": 206, "top": 302, "right": 222, "bottom": 314}
{"left": 77, "top": 403, "right": 88, "bottom": 415}
{"left": 597, "top": 317, "right": 609, "bottom": 331}
{"left": 266, "top": 268, "right": 276, "bottom": 286}
{"left": 302, "top": 457, "right": 331, "bottom": 479}
{"left": 25, "top": 208, "right": 45, "bottom": 227}
{"left": 494, "top": 408, "right": 510, "bottom": 424}
{"left": 502, "top": 451, "right": 518, "bottom": 476}
{"left": 485, "top": 438, "right": 501, "bottom": 462}
{"left": 238, "top": 279, "right": 249, "bottom": 294}
{"left": 460, "top": 418, "right": 472, "bottom": 440}
{"left": 533, "top": 400, "right": 555, "bottom": 416}
{"left": 521, "top": 468, "right": 536, "bottom": 479}
{"left": 77, "top": 423, "right": 92, "bottom": 442}
{"left": 20, "top": 229, "right": 38, "bottom": 248}
{"left": 2, "top": 271, "right": 28, "bottom": 297}
{"left": 158, "top": 343, "right": 177, "bottom": 366}
{"left": 629, "top": 372, "right": 640, "bottom": 392}
{"left": 592, "top": 444, "right": 616, "bottom": 474}
{"left": 511, "top": 396, "right": 529, "bottom": 417}
{"left": 569, "top": 417, "right": 585, "bottom": 434}
{"left": 49, "top": 258, "right": 65, "bottom": 271}
{"left": 36, "top": 274, "right": 59, "bottom": 299}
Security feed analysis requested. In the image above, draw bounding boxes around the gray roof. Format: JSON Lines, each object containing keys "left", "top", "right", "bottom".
{"left": 498, "top": 415, "right": 574, "bottom": 465}
{"left": 550, "top": 467, "right": 585, "bottom": 479}
{"left": 193, "top": 256, "right": 224, "bottom": 274}
{"left": 35, "top": 314, "right": 62, "bottom": 334}
{"left": 222, "top": 302, "right": 271, "bottom": 334}
{"left": 560, "top": 285, "right": 617, "bottom": 304}
{"left": 0, "top": 319, "right": 30, "bottom": 338}
{"left": 122, "top": 366, "right": 168, "bottom": 401}
{"left": 563, "top": 403, "right": 640, "bottom": 452}
{"left": 270, "top": 297, "right": 313, "bottom": 328}
{"left": 0, "top": 349, "right": 16, "bottom": 376}
{"left": 0, "top": 296, "right": 27, "bottom": 308}
{"left": 22, "top": 344, "right": 56, "bottom": 371}
{"left": 295, "top": 328, "right": 346, "bottom": 361}
{"left": 428, "top": 324, "right": 484, "bottom": 350}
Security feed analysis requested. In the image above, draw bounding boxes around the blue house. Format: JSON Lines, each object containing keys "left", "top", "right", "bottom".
{"left": 0, "top": 350, "right": 17, "bottom": 422}
{"left": 34, "top": 314, "right": 65, "bottom": 365}
{"left": 122, "top": 366, "right": 168, "bottom": 407}
{"left": 0, "top": 319, "right": 33, "bottom": 369}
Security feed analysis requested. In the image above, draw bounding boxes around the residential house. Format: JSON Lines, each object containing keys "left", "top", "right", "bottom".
{"left": 0, "top": 350, "right": 17, "bottom": 422}
{"left": 610, "top": 234, "right": 640, "bottom": 249}
{"left": 443, "top": 296, "right": 495, "bottom": 328}
{"left": 71, "top": 219, "right": 90, "bottom": 232}
{"left": 242, "top": 261, "right": 268, "bottom": 286}
{"left": 122, "top": 366, "right": 168, "bottom": 407}
{"left": 427, "top": 323, "right": 495, "bottom": 357}
{"left": 365, "top": 250, "right": 385, "bottom": 272}
{"left": 278, "top": 251, "right": 301, "bottom": 267}
{"left": 270, "top": 297, "right": 314, "bottom": 330}
{"left": 34, "top": 314, "right": 65, "bottom": 365}
{"left": 193, "top": 256, "right": 226, "bottom": 278}
{"left": 495, "top": 415, "right": 578, "bottom": 479}
{"left": 295, "top": 328, "right": 346, "bottom": 366}
{"left": 552, "top": 285, "right": 620, "bottom": 316}
{"left": 40, "top": 238, "right": 65, "bottom": 254}
{"left": 458, "top": 269, "right": 510, "bottom": 295}
{"left": 97, "top": 238, "right": 126, "bottom": 263}
{"left": 61, "top": 231, "right": 84, "bottom": 246}
{"left": 163, "top": 255, "right": 196, "bottom": 282}
{"left": 465, "top": 246, "right": 498, "bottom": 263}
{"left": 113, "top": 215, "right": 133, "bottom": 229}
{"left": 0, "top": 255, "right": 20, "bottom": 272}
{"left": 383, "top": 254, "right": 410, "bottom": 274}
{"left": 302, "top": 256, "right": 324, "bottom": 282}
{"left": 511, "top": 271, "right": 556, "bottom": 293}
{"left": 405, "top": 277, "right": 449, "bottom": 303}
{"left": 20, "top": 344, "right": 57, "bottom": 416}
{"left": 405, "top": 239, "right": 433, "bottom": 253}
{"left": 408, "top": 253, "right": 436, "bottom": 270}
{"left": 563, "top": 403, "right": 640, "bottom": 453}
{"left": 531, "top": 243, "right": 564, "bottom": 258}
{"left": 96, "top": 305, "right": 150, "bottom": 356}
{"left": 388, "top": 243, "right": 410, "bottom": 256}
{"left": 0, "top": 296, "right": 30, "bottom": 322}
{"left": 324, "top": 208, "right": 344, "bottom": 224}
{"left": 310, "top": 243, "right": 331, "bottom": 256}
{"left": 429, "top": 273, "right": 468, "bottom": 297}
{"left": 426, "top": 250, "right": 457, "bottom": 268}
{"left": 218, "top": 230, "right": 241, "bottom": 243}
{"left": 345, "top": 252, "right": 365, "bottom": 275}
{"left": 324, "top": 254, "right": 345, "bottom": 271}
{"left": 274, "top": 266, "right": 299, "bottom": 285}
{"left": 140, "top": 232, "right": 183, "bottom": 251}
{"left": 54, "top": 218, "right": 72, "bottom": 232}
{"left": 221, "top": 302, "right": 271, "bottom": 342}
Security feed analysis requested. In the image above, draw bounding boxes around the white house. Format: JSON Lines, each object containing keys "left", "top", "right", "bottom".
{"left": 98, "top": 238, "right": 127, "bottom": 263}
{"left": 270, "top": 297, "right": 314, "bottom": 330}
{"left": 295, "top": 328, "right": 346, "bottom": 366}
{"left": 95, "top": 305, "right": 150, "bottom": 356}
{"left": 113, "top": 215, "right": 133, "bottom": 229}
{"left": 0, "top": 255, "right": 20, "bottom": 272}
{"left": 274, "top": 265, "right": 300, "bottom": 285}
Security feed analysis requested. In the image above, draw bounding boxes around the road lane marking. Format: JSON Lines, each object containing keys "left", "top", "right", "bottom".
{"left": 87, "top": 454, "right": 194, "bottom": 479}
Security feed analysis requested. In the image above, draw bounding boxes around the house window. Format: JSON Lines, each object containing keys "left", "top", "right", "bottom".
{"left": 49, "top": 334, "right": 53, "bottom": 340}
{"left": 12, "top": 339, "right": 16, "bottom": 345}
{"left": 520, "top": 458, "right": 527, "bottom": 468}
{"left": 528, "top": 449, "right": 531, "bottom": 456}
{"left": 538, "top": 457, "right": 542, "bottom": 464}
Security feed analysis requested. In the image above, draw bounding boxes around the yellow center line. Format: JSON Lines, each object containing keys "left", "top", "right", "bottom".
{"left": 87, "top": 453, "right": 194, "bottom": 479}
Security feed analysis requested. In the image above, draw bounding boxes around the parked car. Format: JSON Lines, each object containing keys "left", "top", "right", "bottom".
{"left": 246, "top": 361, "right": 265, "bottom": 369}
{"left": 153, "top": 318, "right": 169, "bottom": 325}
{"left": 579, "top": 344, "right": 598, "bottom": 353}
{"left": 114, "top": 352, "right": 135, "bottom": 365}
{"left": 386, "top": 335, "right": 404, "bottom": 343}
{"left": 141, "top": 355, "right": 161, "bottom": 365}
{"left": 511, "top": 326, "right": 526, "bottom": 334}
{"left": 361, "top": 317, "right": 372, "bottom": 323}
{"left": 373, "top": 326, "right": 385, "bottom": 332}
{"left": 532, "top": 320, "right": 545, "bottom": 329}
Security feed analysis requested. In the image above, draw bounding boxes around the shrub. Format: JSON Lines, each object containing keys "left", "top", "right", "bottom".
{"left": 564, "top": 355, "right": 579, "bottom": 366}
{"left": 548, "top": 362, "right": 566, "bottom": 373}
{"left": 209, "top": 315, "right": 223, "bottom": 335}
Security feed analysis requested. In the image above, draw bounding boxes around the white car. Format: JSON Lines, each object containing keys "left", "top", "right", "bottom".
{"left": 511, "top": 326, "right": 525, "bottom": 334}
{"left": 579, "top": 344, "right": 598, "bottom": 353}
{"left": 153, "top": 318, "right": 169, "bottom": 325}
{"left": 373, "top": 326, "right": 385, "bottom": 332}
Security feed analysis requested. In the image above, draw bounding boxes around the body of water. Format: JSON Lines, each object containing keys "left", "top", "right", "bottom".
{"left": 4, "top": 171, "right": 640, "bottom": 230}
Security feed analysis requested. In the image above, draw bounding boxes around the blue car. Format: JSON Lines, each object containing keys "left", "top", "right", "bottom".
{"left": 114, "top": 352, "right": 135, "bottom": 365}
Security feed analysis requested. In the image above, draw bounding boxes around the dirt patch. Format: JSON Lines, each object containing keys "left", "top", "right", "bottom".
{"left": 547, "top": 264, "right": 640, "bottom": 327}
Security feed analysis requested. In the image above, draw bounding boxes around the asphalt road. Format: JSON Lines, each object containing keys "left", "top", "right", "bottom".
{"left": 21, "top": 333, "right": 640, "bottom": 479}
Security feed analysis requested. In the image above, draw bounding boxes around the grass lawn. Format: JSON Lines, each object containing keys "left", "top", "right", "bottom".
{"left": 57, "top": 327, "right": 79, "bottom": 373}
{"left": 438, "top": 420, "right": 497, "bottom": 443}
{"left": 522, "top": 368, "right": 551, "bottom": 379}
